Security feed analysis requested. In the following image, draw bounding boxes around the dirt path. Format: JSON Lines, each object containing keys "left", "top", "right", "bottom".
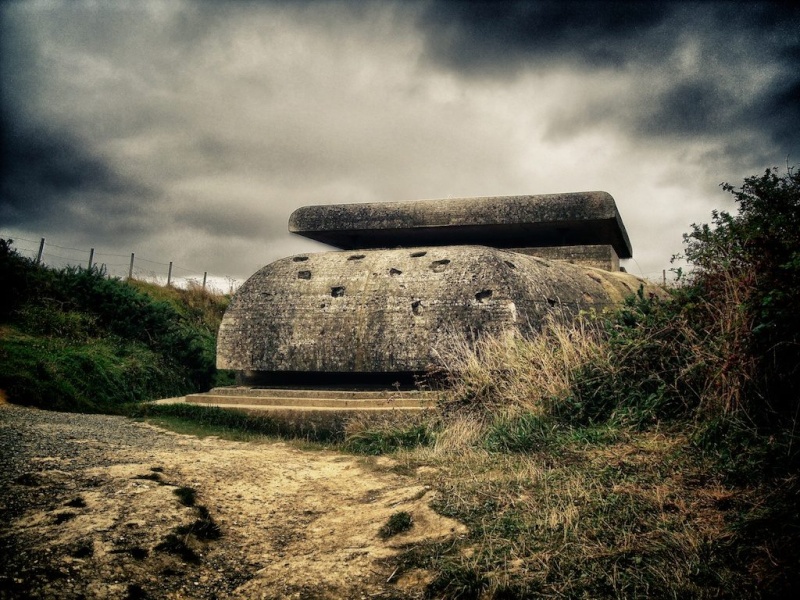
{"left": 0, "top": 403, "right": 465, "bottom": 599}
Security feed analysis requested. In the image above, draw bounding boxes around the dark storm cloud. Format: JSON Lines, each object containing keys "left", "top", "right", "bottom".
{"left": 0, "top": 118, "right": 156, "bottom": 235}
{"left": 1, "top": 0, "right": 796, "bottom": 282}
{"left": 0, "top": 3, "right": 160, "bottom": 243}
{"left": 418, "top": 1, "right": 800, "bottom": 162}
{"left": 418, "top": 0, "right": 674, "bottom": 72}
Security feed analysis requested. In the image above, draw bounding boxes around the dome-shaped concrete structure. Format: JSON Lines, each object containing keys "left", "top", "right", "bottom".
{"left": 215, "top": 192, "right": 660, "bottom": 386}
{"left": 217, "top": 245, "right": 649, "bottom": 379}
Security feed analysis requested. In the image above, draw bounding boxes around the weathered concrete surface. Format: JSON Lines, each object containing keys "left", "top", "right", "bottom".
{"left": 289, "top": 192, "right": 633, "bottom": 259}
{"left": 217, "top": 245, "right": 651, "bottom": 374}
{"left": 512, "top": 244, "right": 620, "bottom": 271}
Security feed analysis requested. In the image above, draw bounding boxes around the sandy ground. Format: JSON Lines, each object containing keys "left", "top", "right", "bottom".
{"left": 0, "top": 403, "right": 466, "bottom": 599}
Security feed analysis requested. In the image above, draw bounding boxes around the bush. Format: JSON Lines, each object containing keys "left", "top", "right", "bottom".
{"left": 557, "top": 167, "right": 800, "bottom": 431}
{"left": 681, "top": 166, "right": 800, "bottom": 423}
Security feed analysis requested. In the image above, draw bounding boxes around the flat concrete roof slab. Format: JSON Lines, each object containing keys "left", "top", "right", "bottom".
{"left": 289, "top": 192, "right": 633, "bottom": 259}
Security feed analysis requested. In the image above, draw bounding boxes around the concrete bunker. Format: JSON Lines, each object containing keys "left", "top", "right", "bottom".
{"left": 217, "top": 192, "right": 654, "bottom": 386}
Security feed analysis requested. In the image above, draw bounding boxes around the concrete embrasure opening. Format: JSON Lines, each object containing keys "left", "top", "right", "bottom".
{"left": 297, "top": 270, "right": 311, "bottom": 280}
{"left": 430, "top": 259, "right": 451, "bottom": 272}
{"left": 475, "top": 289, "right": 493, "bottom": 303}
{"left": 331, "top": 286, "right": 345, "bottom": 298}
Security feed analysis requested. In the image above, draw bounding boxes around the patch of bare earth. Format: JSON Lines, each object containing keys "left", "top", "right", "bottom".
{"left": 0, "top": 404, "right": 465, "bottom": 599}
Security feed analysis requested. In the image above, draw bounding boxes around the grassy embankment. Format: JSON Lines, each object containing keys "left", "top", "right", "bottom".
{"left": 0, "top": 240, "right": 233, "bottom": 413}
{"left": 1, "top": 167, "right": 798, "bottom": 597}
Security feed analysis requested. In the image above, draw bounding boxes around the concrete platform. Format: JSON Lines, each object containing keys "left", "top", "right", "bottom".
{"left": 289, "top": 192, "right": 633, "bottom": 259}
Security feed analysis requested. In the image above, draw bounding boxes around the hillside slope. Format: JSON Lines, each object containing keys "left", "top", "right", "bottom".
{"left": 0, "top": 239, "right": 231, "bottom": 412}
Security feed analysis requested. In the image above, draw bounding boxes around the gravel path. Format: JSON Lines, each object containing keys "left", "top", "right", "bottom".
{"left": 1, "top": 405, "right": 189, "bottom": 520}
{"left": 0, "top": 403, "right": 463, "bottom": 599}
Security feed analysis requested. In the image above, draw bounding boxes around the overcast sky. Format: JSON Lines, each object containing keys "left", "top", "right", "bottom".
{"left": 1, "top": 0, "right": 798, "bottom": 285}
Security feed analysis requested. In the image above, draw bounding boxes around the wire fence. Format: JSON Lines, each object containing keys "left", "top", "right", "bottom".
{"left": 3, "top": 234, "right": 241, "bottom": 294}
{"left": 4, "top": 232, "right": 675, "bottom": 296}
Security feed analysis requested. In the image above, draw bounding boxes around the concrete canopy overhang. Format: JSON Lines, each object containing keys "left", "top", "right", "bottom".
{"left": 289, "top": 192, "right": 633, "bottom": 259}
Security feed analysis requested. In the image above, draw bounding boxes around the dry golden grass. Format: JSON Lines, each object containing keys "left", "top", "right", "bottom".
{"left": 434, "top": 314, "right": 607, "bottom": 418}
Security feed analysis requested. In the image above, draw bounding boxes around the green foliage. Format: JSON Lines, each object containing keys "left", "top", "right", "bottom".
{"left": 378, "top": 511, "right": 413, "bottom": 539}
{"left": 0, "top": 239, "right": 229, "bottom": 411}
{"left": 682, "top": 167, "right": 800, "bottom": 420}
{"left": 484, "top": 412, "right": 556, "bottom": 453}
{"left": 0, "top": 330, "right": 182, "bottom": 412}
{"left": 692, "top": 416, "right": 800, "bottom": 484}
{"left": 343, "top": 419, "right": 433, "bottom": 455}
{"left": 548, "top": 167, "right": 800, "bottom": 433}
{"left": 550, "top": 289, "right": 700, "bottom": 428}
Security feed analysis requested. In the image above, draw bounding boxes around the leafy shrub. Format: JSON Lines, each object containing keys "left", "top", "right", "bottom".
{"left": 681, "top": 167, "right": 800, "bottom": 423}
{"left": 557, "top": 289, "right": 703, "bottom": 427}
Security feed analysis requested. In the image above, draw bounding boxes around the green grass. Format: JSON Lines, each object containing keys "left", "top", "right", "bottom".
{"left": 0, "top": 239, "right": 232, "bottom": 411}
{"left": 378, "top": 511, "right": 414, "bottom": 539}
{"left": 342, "top": 412, "right": 435, "bottom": 455}
{"left": 389, "top": 427, "right": 759, "bottom": 599}
{"left": 0, "top": 328, "right": 184, "bottom": 412}
{"left": 129, "top": 402, "right": 344, "bottom": 442}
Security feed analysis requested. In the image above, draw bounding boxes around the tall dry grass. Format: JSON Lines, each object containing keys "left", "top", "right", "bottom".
{"left": 433, "top": 314, "right": 607, "bottom": 418}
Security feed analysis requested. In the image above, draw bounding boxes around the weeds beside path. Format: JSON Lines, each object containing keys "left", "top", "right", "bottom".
{"left": 0, "top": 403, "right": 464, "bottom": 599}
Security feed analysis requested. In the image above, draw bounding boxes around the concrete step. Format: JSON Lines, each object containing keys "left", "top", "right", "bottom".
{"left": 185, "top": 394, "right": 431, "bottom": 409}
{"left": 203, "top": 386, "right": 434, "bottom": 401}
{"left": 187, "top": 403, "right": 431, "bottom": 415}
{"left": 153, "top": 387, "right": 438, "bottom": 437}
{"left": 180, "top": 387, "right": 438, "bottom": 416}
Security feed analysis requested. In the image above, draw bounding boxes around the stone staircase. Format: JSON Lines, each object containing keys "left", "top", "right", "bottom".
{"left": 152, "top": 387, "right": 438, "bottom": 437}
{"left": 183, "top": 386, "right": 437, "bottom": 416}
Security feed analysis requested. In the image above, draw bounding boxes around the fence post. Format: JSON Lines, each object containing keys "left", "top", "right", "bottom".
{"left": 167, "top": 262, "right": 173, "bottom": 287}
{"left": 202, "top": 271, "right": 207, "bottom": 290}
{"left": 36, "top": 238, "right": 45, "bottom": 264}
{"left": 662, "top": 269, "right": 666, "bottom": 286}
{"left": 128, "top": 253, "right": 135, "bottom": 279}
{"left": 88, "top": 248, "right": 94, "bottom": 270}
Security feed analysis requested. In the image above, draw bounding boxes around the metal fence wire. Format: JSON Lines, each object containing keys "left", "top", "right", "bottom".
{"left": 2, "top": 234, "right": 240, "bottom": 293}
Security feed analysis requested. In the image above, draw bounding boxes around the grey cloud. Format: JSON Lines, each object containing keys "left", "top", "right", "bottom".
{"left": 1, "top": 0, "right": 797, "bottom": 284}
{"left": 175, "top": 203, "right": 285, "bottom": 240}
{"left": 0, "top": 118, "right": 156, "bottom": 238}
{"left": 417, "top": 1, "right": 675, "bottom": 73}
{"left": 638, "top": 79, "right": 737, "bottom": 138}
{"left": 418, "top": 1, "right": 800, "bottom": 165}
